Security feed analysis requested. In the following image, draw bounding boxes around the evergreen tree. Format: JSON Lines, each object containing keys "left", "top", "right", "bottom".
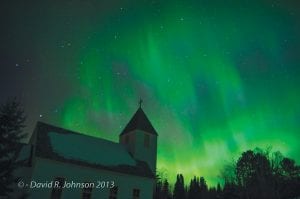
{"left": 208, "top": 187, "right": 217, "bottom": 199}
{"left": 173, "top": 174, "right": 186, "bottom": 199}
{"left": 161, "top": 179, "right": 171, "bottom": 199}
{"left": 0, "top": 99, "right": 26, "bottom": 197}
{"left": 216, "top": 183, "right": 222, "bottom": 199}
{"left": 216, "top": 183, "right": 221, "bottom": 193}
{"left": 199, "top": 177, "right": 208, "bottom": 198}
{"left": 188, "top": 177, "right": 198, "bottom": 199}
{"left": 154, "top": 180, "right": 162, "bottom": 199}
{"left": 222, "top": 182, "right": 239, "bottom": 199}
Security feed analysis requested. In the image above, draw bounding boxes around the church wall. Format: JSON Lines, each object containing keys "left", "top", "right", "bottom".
{"left": 120, "top": 131, "right": 136, "bottom": 155}
{"left": 27, "top": 157, "right": 155, "bottom": 199}
{"left": 133, "top": 130, "right": 157, "bottom": 173}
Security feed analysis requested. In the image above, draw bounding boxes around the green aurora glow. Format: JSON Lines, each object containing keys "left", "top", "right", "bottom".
{"left": 3, "top": 0, "right": 300, "bottom": 186}
{"left": 59, "top": 1, "right": 300, "bottom": 185}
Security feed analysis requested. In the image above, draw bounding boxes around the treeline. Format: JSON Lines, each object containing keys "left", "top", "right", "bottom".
{"left": 155, "top": 149, "right": 300, "bottom": 199}
{"left": 0, "top": 99, "right": 27, "bottom": 197}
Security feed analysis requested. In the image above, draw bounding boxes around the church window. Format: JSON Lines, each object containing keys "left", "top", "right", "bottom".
{"left": 132, "top": 188, "right": 140, "bottom": 199}
{"left": 109, "top": 186, "right": 118, "bottom": 199}
{"left": 82, "top": 185, "right": 93, "bottom": 199}
{"left": 51, "top": 177, "right": 65, "bottom": 199}
{"left": 144, "top": 134, "right": 150, "bottom": 148}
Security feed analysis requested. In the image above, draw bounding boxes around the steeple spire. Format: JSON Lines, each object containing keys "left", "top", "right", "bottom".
{"left": 120, "top": 102, "right": 158, "bottom": 136}
{"left": 139, "top": 98, "right": 143, "bottom": 108}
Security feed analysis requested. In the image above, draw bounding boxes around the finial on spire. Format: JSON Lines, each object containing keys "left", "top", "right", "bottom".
{"left": 139, "top": 98, "right": 143, "bottom": 108}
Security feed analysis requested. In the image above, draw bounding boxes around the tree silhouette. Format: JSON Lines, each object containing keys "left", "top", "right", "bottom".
{"left": 188, "top": 176, "right": 199, "bottom": 199}
{"left": 222, "top": 182, "right": 239, "bottom": 199}
{"left": 160, "top": 149, "right": 299, "bottom": 199}
{"left": 0, "top": 99, "right": 26, "bottom": 197}
{"left": 154, "top": 172, "right": 172, "bottom": 199}
{"left": 199, "top": 177, "right": 208, "bottom": 198}
{"left": 173, "top": 174, "right": 186, "bottom": 199}
{"left": 161, "top": 179, "right": 172, "bottom": 199}
{"left": 236, "top": 150, "right": 276, "bottom": 198}
{"left": 154, "top": 179, "right": 162, "bottom": 199}
{"left": 277, "top": 157, "right": 300, "bottom": 198}
{"left": 221, "top": 148, "right": 300, "bottom": 199}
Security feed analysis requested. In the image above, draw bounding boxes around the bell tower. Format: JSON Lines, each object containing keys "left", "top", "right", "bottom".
{"left": 119, "top": 100, "right": 158, "bottom": 174}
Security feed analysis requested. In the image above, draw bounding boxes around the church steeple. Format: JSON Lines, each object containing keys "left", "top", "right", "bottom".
{"left": 119, "top": 106, "right": 158, "bottom": 136}
{"left": 119, "top": 101, "right": 158, "bottom": 174}
{"left": 139, "top": 98, "right": 143, "bottom": 108}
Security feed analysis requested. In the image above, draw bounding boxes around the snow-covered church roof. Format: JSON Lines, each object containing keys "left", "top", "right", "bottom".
{"left": 33, "top": 122, "right": 154, "bottom": 178}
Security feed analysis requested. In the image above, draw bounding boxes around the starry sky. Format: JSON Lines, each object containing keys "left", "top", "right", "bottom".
{"left": 1, "top": 0, "right": 300, "bottom": 186}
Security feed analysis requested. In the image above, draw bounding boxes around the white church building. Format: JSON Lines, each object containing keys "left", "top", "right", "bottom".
{"left": 14, "top": 106, "right": 158, "bottom": 199}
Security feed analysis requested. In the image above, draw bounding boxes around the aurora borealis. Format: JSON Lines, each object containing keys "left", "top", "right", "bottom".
{"left": 1, "top": 0, "right": 300, "bottom": 186}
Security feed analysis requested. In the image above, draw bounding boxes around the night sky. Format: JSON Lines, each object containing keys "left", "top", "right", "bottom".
{"left": 1, "top": 0, "right": 300, "bottom": 185}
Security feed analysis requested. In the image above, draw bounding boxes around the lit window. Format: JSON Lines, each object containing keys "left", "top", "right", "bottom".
{"left": 133, "top": 188, "right": 140, "bottom": 199}
{"left": 82, "top": 185, "right": 93, "bottom": 199}
{"left": 144, "top": 134, "right": 150, "bottom": 148}
{"left": 51, "top": 177, "right": 65, "bottom": 199}
{"left": 109, "top": 186, "right": 118, "bottom": 199}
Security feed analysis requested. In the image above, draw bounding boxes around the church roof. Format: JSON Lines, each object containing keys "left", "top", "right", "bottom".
{"left": 6, "top": 143, "right": 33, "bottom": 167}
{"left": 120, "top": 107, "right": 158, "bottom": 136}
{"left": 16, "top": 143, "right": 32, "bottom": 165}
{"left": 34, "top": 122, "right": 154, "bottom": 178}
